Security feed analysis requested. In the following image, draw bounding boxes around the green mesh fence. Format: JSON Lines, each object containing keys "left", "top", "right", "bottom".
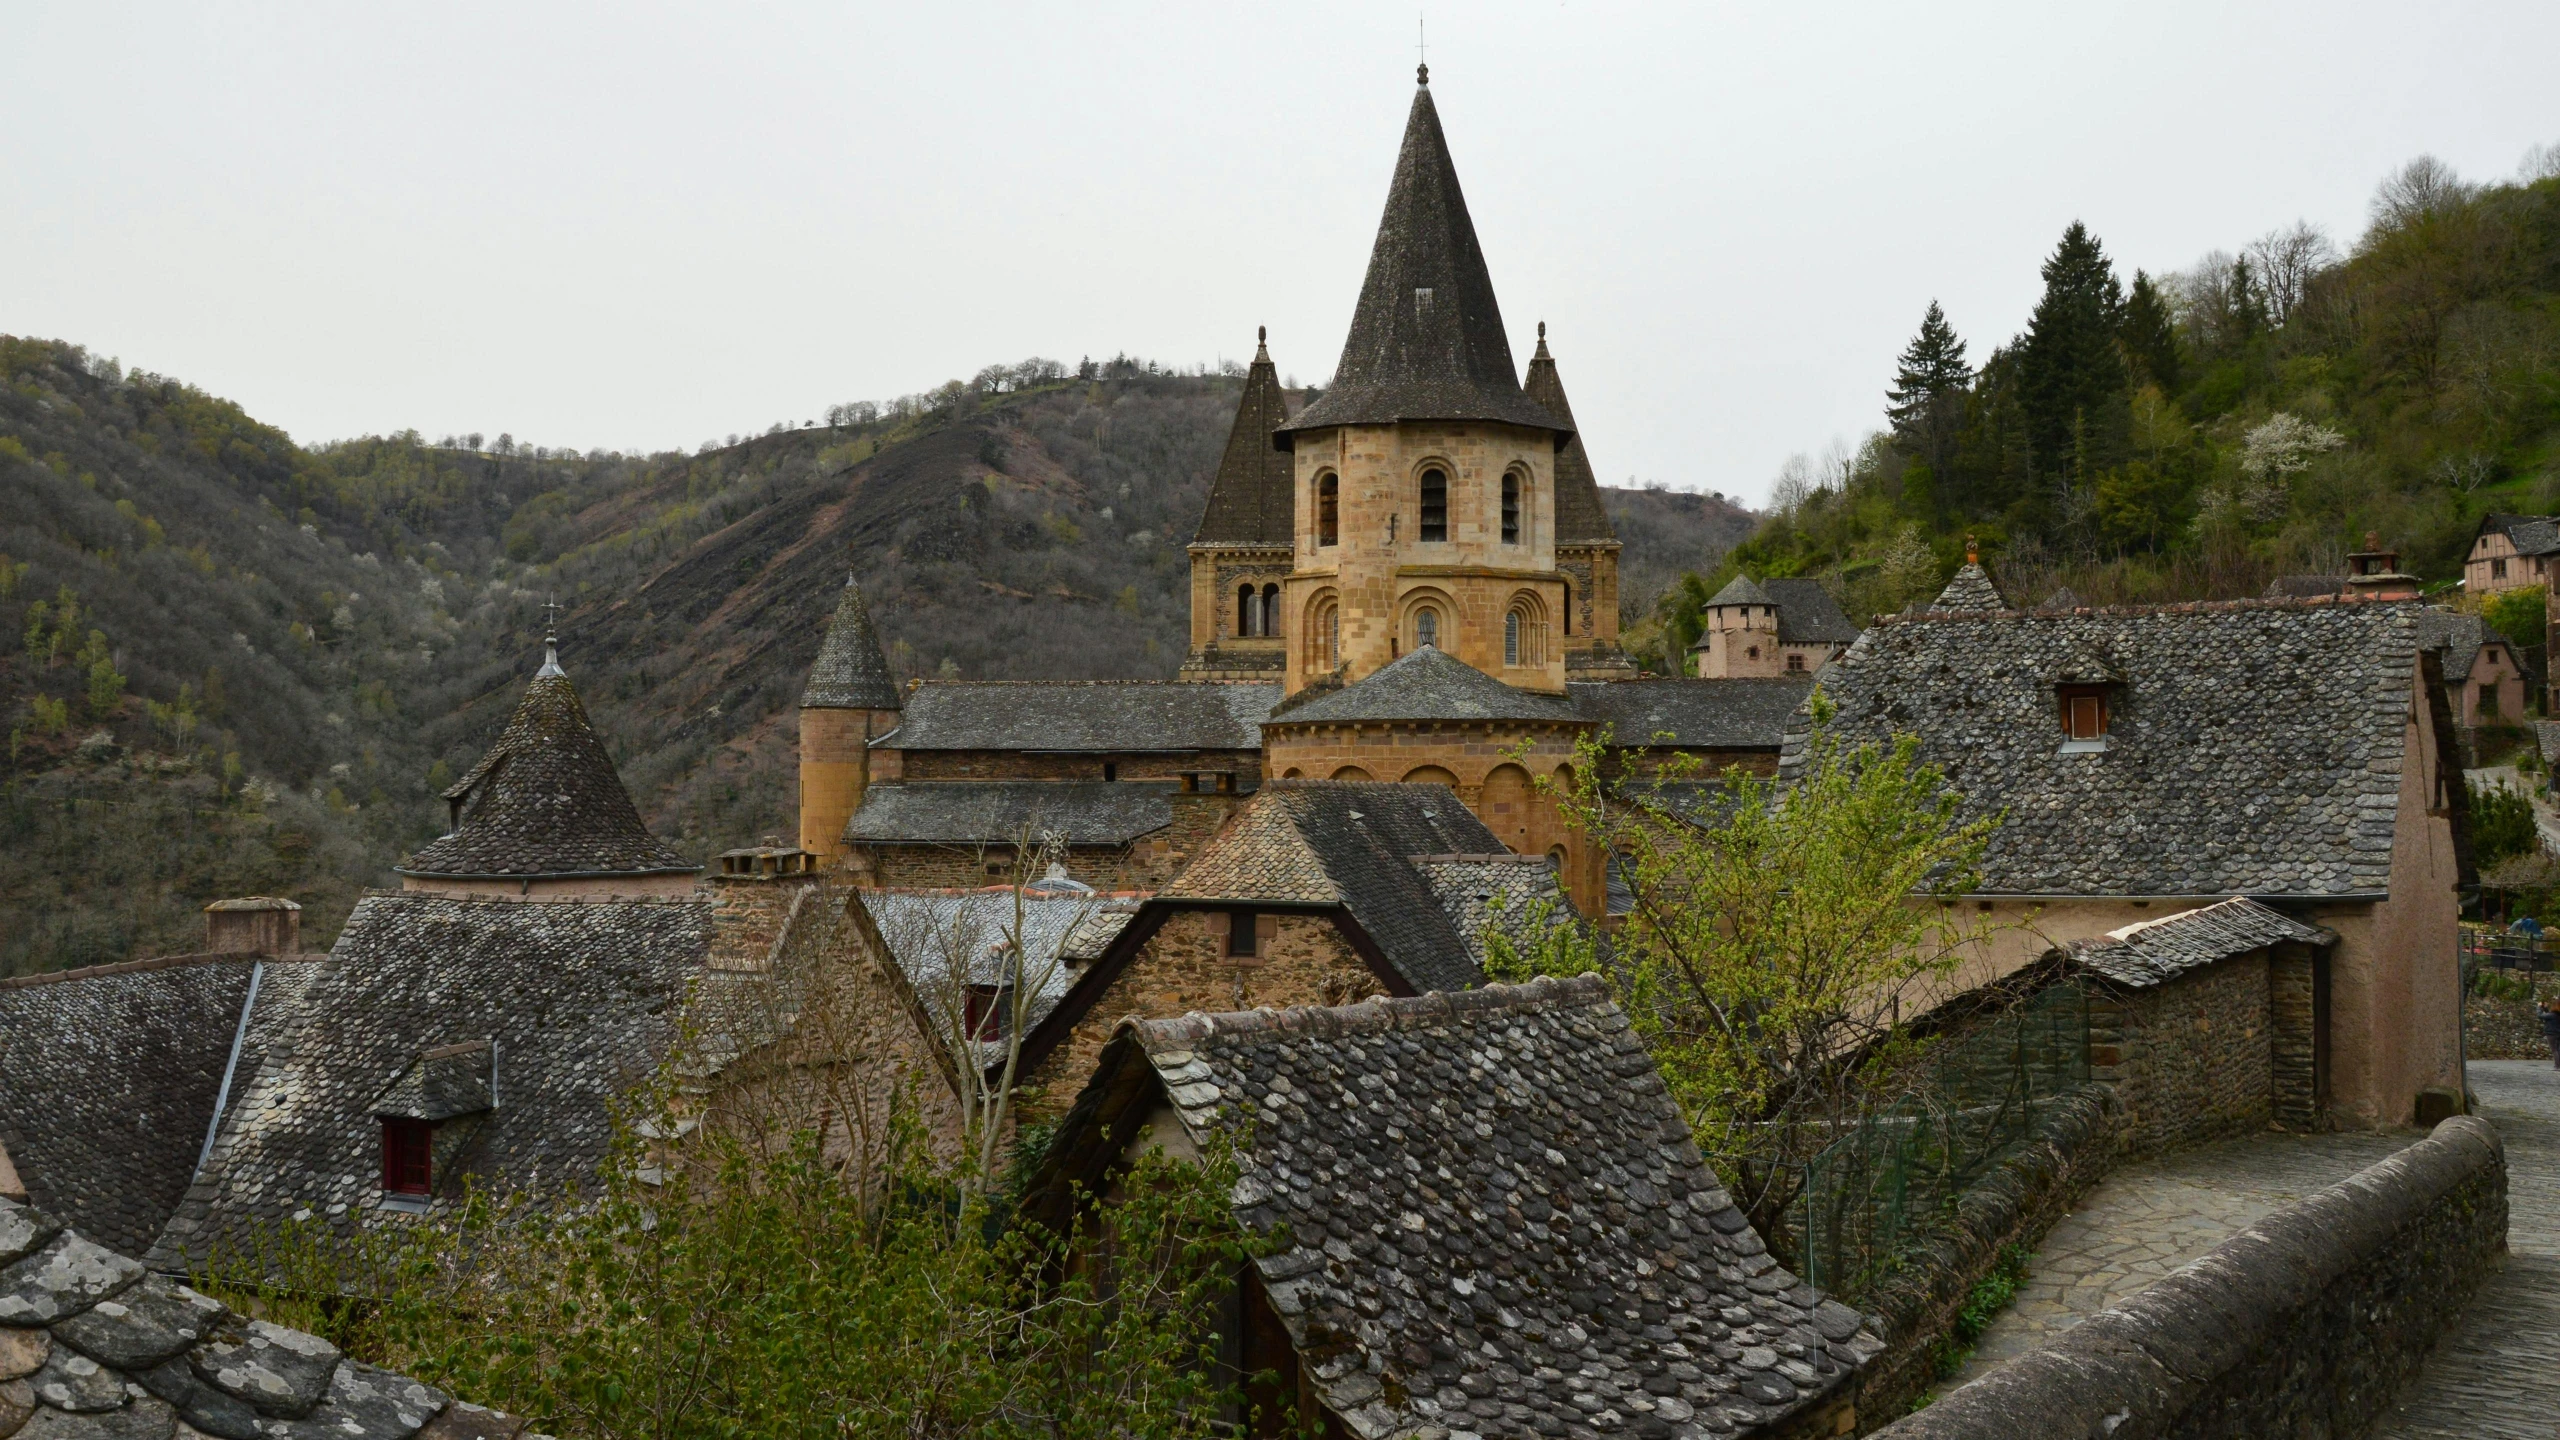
{"left": 1793, "top": 981, "right": 2090, "bottom": 1302}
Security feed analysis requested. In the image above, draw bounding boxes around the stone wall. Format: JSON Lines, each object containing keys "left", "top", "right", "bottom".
{"left": 1866, "top": 1115, "right": 2508, "bottom": 1440}
{"left": 2269, "top": 944, "right": 2319, "bottom": 1128}
{"left": 2089, "top": 955, "right": 2277, "bottom": 1154}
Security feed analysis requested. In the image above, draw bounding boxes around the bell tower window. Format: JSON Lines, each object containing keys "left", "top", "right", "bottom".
{"left": 1237, "top": 585, "right": 1258, "bottom": 637}
{"left": 1419, "top": 468, "right": 1448, "bottom": 543}
{"left": 1505, "top": 611, "right": 1522, "bottom": 665}
{"left": 1261, "top": 584, "right": 1280, "bottom": 637}
{"left": 1317, "top": 474, "right": 1339, "bottom": 547}
{"left": 1502, "top": 474, "right": 1520, "bottom": 544}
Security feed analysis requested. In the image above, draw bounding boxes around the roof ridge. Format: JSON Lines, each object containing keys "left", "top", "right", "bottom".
{"left": 1124, "top": 973, "right": 1610, "bottom": 1051}
{"left": 0, "top": 951, "right": 308, "bottom": 990}
{"left": 1875, "top": 593, "right": 2430, "bottom": 625}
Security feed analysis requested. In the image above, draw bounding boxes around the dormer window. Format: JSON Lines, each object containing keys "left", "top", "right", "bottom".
{"left": 380, "top": 1119, "right": 433, "bottom": 1195}
{"left": 2059, "top": 684, "right": 2111, "bottom": 751}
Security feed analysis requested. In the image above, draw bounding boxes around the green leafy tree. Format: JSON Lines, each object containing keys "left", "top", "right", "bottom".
{"left": 1885, "top": 301, "right": 1973, "bottom": 481}
{"left": 2469, "top": 778, "right": 2537, "bottom": 870}
{"left": 2483, "top": 585, "right": 2546, "bottom": 662}
{"left": 2018, "top": 223, "right": 2131, "bottom": 487}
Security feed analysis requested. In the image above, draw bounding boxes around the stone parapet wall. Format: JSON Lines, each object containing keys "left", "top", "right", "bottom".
{"left": 1867, "top": 1115, "right": 2509, "bottom": 1440}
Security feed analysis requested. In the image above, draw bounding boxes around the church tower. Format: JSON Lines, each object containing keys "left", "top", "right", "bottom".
{"left": 1522, "top": 325, "right": 1635, "bottom": 678}
{"left": 1180, "top": 328, "right": 1297, "bottom": 681}
{"left": 1273, "top": 66, "right": 1575, "bottom": 696}
{"left": 797, "top": 575, "right": 903, "bottom": 861}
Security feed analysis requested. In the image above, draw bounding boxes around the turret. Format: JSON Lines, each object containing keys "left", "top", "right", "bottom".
{"left": 1692, "top": 575, "right": 1783, "bottom": 678}
{"left": 798, "top": 575, "right": 903, "bottom": 860}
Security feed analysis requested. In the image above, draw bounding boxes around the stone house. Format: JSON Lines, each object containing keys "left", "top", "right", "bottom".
{"left": 2414, "top": 608, "right": 2529, "bottom": 732}
{"left": 2464, "top": 512, "right": 2560, "bottom": 595}
{"left": 1019, "top": 977, "right": 1883, "bottom": 1440}
{"left": 1687, "top": 576, "right": 1861, "bottom": 678}
{"left": 1794, "top": 575, "right": 2473, "bottom": 1128}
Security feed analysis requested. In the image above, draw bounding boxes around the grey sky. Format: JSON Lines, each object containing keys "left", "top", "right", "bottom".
{"left": 7, "top": 2, "right": 2556, "bottom": 506}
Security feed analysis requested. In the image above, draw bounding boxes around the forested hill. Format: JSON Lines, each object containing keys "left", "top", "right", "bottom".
{"left": 0, "top": 343, "right": 1752, "bottom": 974}
{"left": 1657, "top": 153, "right": 2560, "bottom": 657}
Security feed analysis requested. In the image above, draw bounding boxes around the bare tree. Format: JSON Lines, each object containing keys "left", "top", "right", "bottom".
{"left": 2370, "top": 155, "right": 2476, "bottom": 232}
{"left": 2246, "top": 222, "right": 2338, "bottom": 327}
{"left": 2522, "top": 142, "right": 2560, "bottom": 184}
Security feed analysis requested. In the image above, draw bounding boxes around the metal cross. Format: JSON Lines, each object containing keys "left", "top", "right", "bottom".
{"left": 1417, "top": 16, "right": 1427, "bottom": 76}
{"left": 542, "top": 594, "right": 563, "bottom": 640}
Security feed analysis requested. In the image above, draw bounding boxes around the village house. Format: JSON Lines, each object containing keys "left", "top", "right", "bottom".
{"left": 2414, "top": 608, "right": 2530, "bottom": 733}
{"left": 1798, "top": 563, "right": 2472, "bottom": 1128}
{"left": 2464, "top": 511, "right": 2560, "bottom": 595}
{"left": 1687, "top": 576, "right": 1861, "bottom": 678}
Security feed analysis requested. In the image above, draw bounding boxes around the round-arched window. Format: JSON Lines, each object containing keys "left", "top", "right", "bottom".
{"left": 1317, "top": 474, "right": 1339, "bottom": 547}
{"left": 1505, "top": 611, "right": 1522, "bottom": 665}
{"left": 1419, "top": 468, "right": 1448, "bottom": 542}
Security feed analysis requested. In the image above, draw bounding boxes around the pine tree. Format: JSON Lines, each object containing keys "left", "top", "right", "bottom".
{"left": 2121, "top": 270, "right": 2180, "bottom": 392}
{"left": 1885, "top": 301, "right": 1972, "bottom": 479}
{"left": 2018, "top": 222, "right": 2131, "bottom": 489}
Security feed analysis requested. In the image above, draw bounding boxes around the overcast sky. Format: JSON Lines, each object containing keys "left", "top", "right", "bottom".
{"left": 7, "top": 3, "right": 2557, "bottom": 507}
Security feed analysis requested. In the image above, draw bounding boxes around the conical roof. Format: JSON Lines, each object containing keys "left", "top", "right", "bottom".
{"left": 1707, "top": 574, "right": 1774, "bottom": 608}
{"left": 1929, "top": 562, "right": 2006, "bottom": 613}
{"left": 1191, "top": 328, "right": 1299, "bottom": 545}
{"left": 802, "top": 575, "right": 902, "bottom": 709}
{"left": 401, "top": 644, "right": 698, "bottom": 879}
{"left": 1279, "top": 72, "right": 1567, "bottom": 443}
{"left": 1520, "top": 324, "right": 1615, "bottom": 543}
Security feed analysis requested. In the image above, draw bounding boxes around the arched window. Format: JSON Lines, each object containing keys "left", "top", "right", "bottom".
{"left": 1419, "top": 468, "right": 1448, "bottom": 543}
{"left": 1261, "top": 584, "right": 1281, "bottom": 637}
{"left": 1329, "top": 605, "right": 1340, "bottom": 666}
{"left": 1309, "top": 596, "right": 1339, "bottom": 671}
{"left": 1561, "top": 580, "right": 1573, "bottom": 636}
{"left": 1505, "top": 610, "right": 1522, "bottom": 665}
{"left": 1237, "top": 585, "right": 1258, "bottom": 637}
{"left": 1415, "top": 608, "right": 1438, "bottom": 649}
{"left": 1317, "top": 474, "right": 1339, "bottom": 547}
{"left": 1502, "top": 473, "right": 1520, "bottom": 544}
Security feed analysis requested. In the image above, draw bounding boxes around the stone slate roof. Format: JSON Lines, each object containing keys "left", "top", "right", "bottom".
{"left": 1026, "top": 978, "right": 1881, "bottom": 1440}
{"left": 881, "top": 681, "right": 1277, "bottom": 753}
{"left": 1569, "top": 678, "right": 1814, "bottom": 751}
{"left": 856, "top": 889, "right": 1139, "bottom": 1071}
{"left": 1705, "top": 575, "right": 1773, "bottom": 609}
{"left": 799, "top": 576, "right": 903, "bottom": 710}
{"left": 842, "top": 781, "right": 1174, "bottom": 848}
{"left": 2481, "top": 512, "right": 2560, "bottom": 557}
{"left": 1928, "top": 562, "right": 2005, "bottom": 612}
{"left": 1411, "top": 856, "right": 1584, "bottom": 968}
{"left": 0, "top": 957, "right": 315, "bottom": 1257}
{"left": 2413, "top": 609, "right": 2506, "bottom": 684}
{"left": 1279, "top": 76, "right": 1566, "bottom": 442}
{"left": 1764, "top": 580, "right": 1862, "bottom": 645}
{"left": 1159, "top": 781, "right": 1505, "bottom": 995}
{"left": 1520, "top": 327, "right": 1616, "bottom": 544}
{"left": 2066, "top": 897, "right": 2335, "bottom": 988}
{"left": 1789, "top": 599, "right": 2446, "bottom": 898}
{"left": 401, "top": 652, "right": 698, "bottom": 880}
{"left": 148, "top": 894, "right": 715, "bottom": 1274}
{"left": 367, "top": 1042, "right": 495, "bottom": 1123}
{"left": 0, "top": 1192, "right": 518, "bottom": 1440}
{"left": 1265, "top": 646, "right": 1586, "bottom": 727}
{"left": 1191, "top": 331, "right": 1300, "bottom": 546}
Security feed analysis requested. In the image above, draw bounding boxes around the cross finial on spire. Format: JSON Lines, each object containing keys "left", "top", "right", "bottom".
{"left": 537, "top": 595, "right": 565, "bottom": 677}
{"left": 1416, "top": 14, "right": 1427, "bottom": 85}
{"left": 1255, "top": 325, "right": 1270, "bottom": 362}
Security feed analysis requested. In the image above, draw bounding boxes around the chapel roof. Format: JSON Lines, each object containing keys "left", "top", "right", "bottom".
{"left": 2065, "top": 897, "right": 2336, "bottom": 989}
{"left": 1568, "top": 677, "right": 1815, "bottom": 751}
{"left": 842, "top": 780, "right": 1175, "bottom": 848}
{"left": 400, "top": 646, "right": 698, "bottom": 881}
{"left": 1024, "top": 977, "right": 1882, "bottom": 1439}
{"left": 1278, "top": 74, "right": 1566, "bottom": 442}
{"left": 1264, "top": 645, "right": 1585, "bottom": 726}
{"left": 881, "top": 681, "right": 1277, "bottom": 753}
{"left": 1519, "top": 325, "right": 1616, "bottom": 544}
{"left": 800, "top": 575, "right": 903, "bottom": 710}
{"left": 1788, "top": 598, "right": 2458, "bottom": 898}
{"left": 1190, "top": 329, "right": 1300, "bottom": 546}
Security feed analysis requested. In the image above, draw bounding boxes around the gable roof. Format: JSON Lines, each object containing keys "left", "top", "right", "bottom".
{"left": 2412, "top": 608, "right": 2506, "bottom": 683}
{"left": 1190, "top": 331, "right": 1300, "bottom": 546}
{"left": 800, "top": 576, "right": 903, "bottom": 710}
{"left": 1159, "top": 781, "right": 1506, "bottom": 994}
{"left": 1789, "top": 599, "right": 2449, "bottom": 897}
{"left": 1025, "top": 978, "right": 1882, "bottom": 1439}
{"left": 0, "top": 956, "right": 315, "bottom": 1256}
{"left": 881, "top": 681, "right": 1276, "bottom": 753}
{"left": 1569, "top": 677, "right": 1814, "bottom": 750}
{"left": 2065, "top": 897, "right": 2335, "bottom": 988}
{"left": 1278, "top": 76, "right": 1565, "bottom": 442}
{"left": 843, "top": 781, "right": 1174, "bottom": 848}
{"left": 1764, "top": 578, "right": 1863, "bottom": 644}
{"left": 2479, "top": 512, "right": 2560, "bottom": 557}
{"left": 148, "top": 893, "right": 716, "bottom": 1273}
{"left": 1928, "top": 561, "right": 2005, "bottom": 612}
{"left": 400, "top": 649, "right": 697, "bottom": 880}
{"left": 1263, "top": 645, "right": 1586, "bottom": 726}
{"left": 1520, "top": 326, "right": 1616, "bottom": 544}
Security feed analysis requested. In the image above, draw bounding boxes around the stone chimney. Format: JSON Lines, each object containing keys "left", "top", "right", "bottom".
{"left": 2343, "top": 532, "right": 2421, "bottom": 600}
{"left": 205, "top": 896, "right": 301, "bottom": 955}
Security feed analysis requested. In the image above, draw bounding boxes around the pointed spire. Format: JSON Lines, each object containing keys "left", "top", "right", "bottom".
{"left": 1279, "top": 79, "right": 1567, "bottom": 443}
{"left": 1191, "top": 327, "right": 1298, "bottom": 544}
{"left": 802, "top": 574, "right": 903, "bottom": 710}
{"left": 400, "top": 649, "right": 695, "bottom": 880}
{"left": 1519, "top": 322, "right": 1616, "bottom": 544}
{"left": 1929, "top": 553, "right": 2006, "bottom": 613}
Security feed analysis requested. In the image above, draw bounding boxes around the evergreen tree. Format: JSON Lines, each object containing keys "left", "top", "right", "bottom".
{"left": 1885, "top": 301, "right": 1972, "bottom": 480}
{"left": 2121, "top": 270, "right": 2181, "bottom": 392}
{"left": 2018, "top": 222, "right": 2131, "bottom": 490}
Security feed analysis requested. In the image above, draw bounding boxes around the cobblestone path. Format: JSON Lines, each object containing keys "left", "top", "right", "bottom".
{"left": 2371, "top": 1060, "right": 2560, "bottom": 1439}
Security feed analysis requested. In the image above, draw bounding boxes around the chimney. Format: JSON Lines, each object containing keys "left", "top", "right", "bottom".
{"left": 205, "top": 896, "right": 301, "bottom": 955}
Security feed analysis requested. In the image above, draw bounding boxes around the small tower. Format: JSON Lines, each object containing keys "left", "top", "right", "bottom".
{"left": 1181, "top": 327, "right": 1297, "bottom": 680}
{"left": 1522, "top": 323, "right": 1633, "bottom": 679}
{"left": 798, "top": 575, "right": 904, "bottom": 860}
{"left": 1693, "top": 576, "right": 1784, "bottom": 678}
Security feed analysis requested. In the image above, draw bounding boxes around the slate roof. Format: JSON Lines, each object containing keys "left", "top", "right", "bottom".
{"left": 401, "top": 650, "right": 698, "bottom": 880}
{"left": 881, "top": 682, "right": 1277, "bottom": 753}
{"left": 2065, "top": 897, "right": 2335, "bottom": 988}
{"left": 799, "top": 576, "right": 903, "bottom": 710}
{"left": 842, "top": 781, "right": 1174, "bottom": 848}
{"left": 2481, "top": 512, "right": 2560, "bottom": 557}
{"left": 1763, "top": 580, "right": 1862, "bottom": 645}
{"left": 1264, "top": 646, "right": 1587, "bottom": 727}
{"left": 1411, "top": 856, "right": 1586, "bottom": 967}
{"left": 1927, "top": 562, "right": 2005, "bottom": 612}
{"left": 855, "top": 889, "right": 1139, "bottom": 1071}
{"left": 0, "top": 957, "right": 314, "bottom": 1257}
{"left": 1705, "top": 575, "right": 1773, "bottom": 608}
{"left": 368, "top": 1042, "right": 496, "bottom": 1123}
{"left": 148, "top": 894, "right": 716, "bottom": 1273}
{"left": 1569, "top": 678, "right": 1815, "bottom": 751}
{"left": 0, "top": 1192, "right": 519, "bottom": 1440}
{"left": 1159, "top": 781, "right": 1508, "bottom": 995}
{"left": 2413, "top": 609, "right": 2506, "bottom": 683}
{"left": 1026, "top": 978, "right": 1882, "bottom": 1440}
{"left": 1191, "top": 331, "right": 1300, "bottom": 546}
{"left": 1278, "top": 75, "right": 1566, "bottom": 442}
{"left": 1789, "top": 599, "right": 2447, "bottom": 897}
{"left": 1520, "top": 326, "right": 1616, "bottom": 544}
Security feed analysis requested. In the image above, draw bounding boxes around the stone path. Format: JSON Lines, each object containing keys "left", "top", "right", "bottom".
{"left": 2371, "top": 1060, "right": 2560, "bottom": 1439}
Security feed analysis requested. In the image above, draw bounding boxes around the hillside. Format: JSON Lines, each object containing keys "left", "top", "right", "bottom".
{"left": 0, "top": 345, "right": 1748, "bottom": 974}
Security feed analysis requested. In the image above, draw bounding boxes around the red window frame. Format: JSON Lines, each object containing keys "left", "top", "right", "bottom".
{"left": 381, "top": 1118, "right": 434, "bottom": 1195}
{"left": 963, "top": 984, "right": 1005, "bottom": 1042}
